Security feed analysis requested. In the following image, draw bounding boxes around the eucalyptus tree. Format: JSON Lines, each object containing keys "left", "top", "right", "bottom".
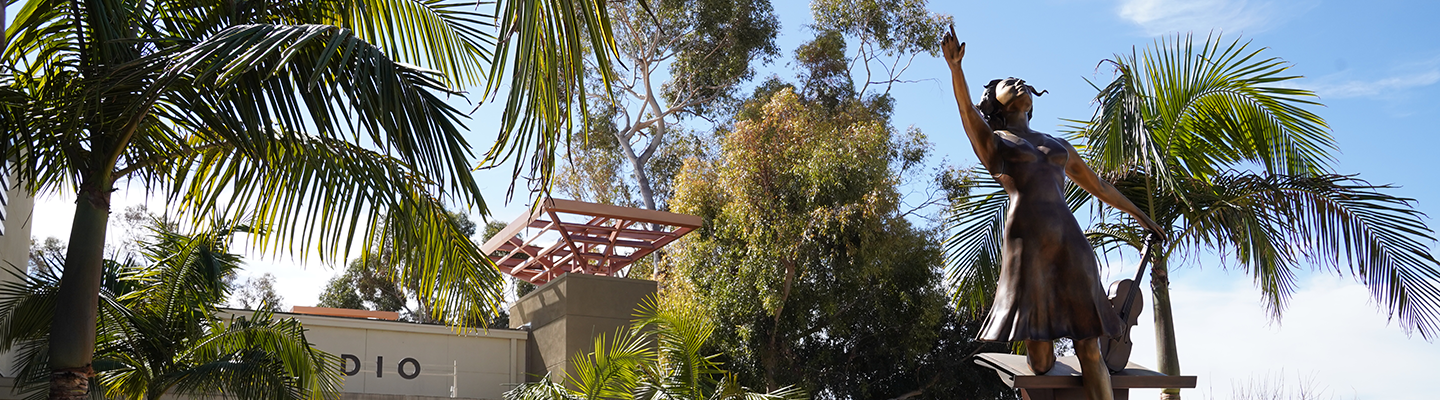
{"left": 0, "top": 220, "right": 343, "bottom": 400}
{"left": 944, "top": 34, "right": 1440, "bottom": 400}
{"left": 557, "top": 0, "right": 954, "bottom": 212}
{"left": 0, "top": 0, "right": 619, "bottom": 397}
{"left": 555, "top": 0, "right": 780, "bottom": 211}
{"left": 670, "top": 69, "right": 1015, "bottom": 397}
{"left": 809, "top": 0, "right": 953, "bottom": 95}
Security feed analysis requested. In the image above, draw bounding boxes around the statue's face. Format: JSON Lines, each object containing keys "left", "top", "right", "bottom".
{"left": 995, "top": 78, "right": 1033, "bottom": 113}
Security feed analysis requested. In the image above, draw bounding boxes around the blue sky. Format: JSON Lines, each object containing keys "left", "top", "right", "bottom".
{"left": 21, "top": 0, "right": 1440, "bottom": 398}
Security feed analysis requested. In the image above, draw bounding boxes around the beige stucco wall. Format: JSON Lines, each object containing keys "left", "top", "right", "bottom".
{"left": 0, "top": 168, "right": 33, "bottom": 377}
{"left": 508, "top": 274, "right": 657, "bottom": 384}
{"left": 0, "top": 311, "right": 528, "bottom": 400}
{"left": 221, "top": 310, "right": 528, "bottom": 400}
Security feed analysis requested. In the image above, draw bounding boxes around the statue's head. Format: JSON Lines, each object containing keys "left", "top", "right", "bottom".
{"left": 978, "top": 77, "right": 1046, "bottom": 130}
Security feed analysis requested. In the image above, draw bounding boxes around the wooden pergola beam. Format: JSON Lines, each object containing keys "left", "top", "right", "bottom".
{"left": 482, "top": 198, "right": 702, "bottom": 284}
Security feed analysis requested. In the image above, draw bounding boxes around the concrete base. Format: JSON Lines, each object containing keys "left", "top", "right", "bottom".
{"left": 975, "top": 353, "right": 1196, "bottom": 400}
{"left": 508, "top": 273, "right": 656, "bottom": 383}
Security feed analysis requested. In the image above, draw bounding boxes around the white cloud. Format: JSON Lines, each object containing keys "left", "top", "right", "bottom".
{"left": 1124, "top": 271, "right": 1439, "bottom": 400}
{"left": 1303, "top": 70, "right": 1440, "bottom": 99}
{"left": 1116, "top": 0, "right": 1314, "bottom": 36}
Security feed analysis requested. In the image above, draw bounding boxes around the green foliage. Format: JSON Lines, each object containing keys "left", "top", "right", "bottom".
{"left": 555, "top": 0, "right": 776, "bottom": 210}
{"left": 316, "top": 255, "right": 413, "bottom": 314}
{"left": 1083, "top": 33, "right": 1335, "bottom": 195}
{"left": 1080, "top": 33, "right": 1440, "bottom": 337}
{"left": 555, "top": 107, "right": 640, "bottom": 207}
{"left": 2, "top": 1, "right": 518, "bottom": 357}
{"left": 316, "top": 211, "right": 481, "bottom": 323}
{"left": 669, "top": 85, "right": 1013, "bottom": 398}
{"left": 653, "top": 0, "right": 782, "bottom": 115}
{"left": 794, "top": 31, "right": 854, "bottom": 109}
{"left": 317, "top": 274, "right": 366, "bottom": 310}
{"left": 811, "top": 0, "right": 951, "bottom": 56}
{"left": 503, "top": 298, "right": 807, "bottom": 400}
{"left": 808, "top": 0, "right": 952, "bottom": 94}
{"left": 482, "top": 0, "right": 624, "bottom": 194}
{"left": 232, "top": 273, "right": 285, "bottom": 312}
{"left": 1093, "top": 172, "right": 1440, "bottom": 328}
{"left": 0, "top": 221, "right": 342, "bottom": 400}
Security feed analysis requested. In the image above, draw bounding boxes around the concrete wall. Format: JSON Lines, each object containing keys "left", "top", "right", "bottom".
{"left": 0, "top": 311, "right": 528, "bottom": 400}
{"left": 508, "top": 273, "right": 656, "bottom": 383}
{"left": 222, "top": 310, "right": 528, "bottom": 400}
{"left": 0, "top": 168, "right": 33, "bottom": 377}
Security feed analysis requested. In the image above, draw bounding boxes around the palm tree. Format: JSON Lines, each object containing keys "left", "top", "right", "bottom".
{"left": 944, "top": 34, "right": 1440, "bottom": 400}
{"left": 0, "top": 0, "right": 618, "bottom": 398}
{"left": 503, "top": 298, "right": 808, "bottom": 400}
{"left": 0, "top": 220, "right": 344, "bottom": 400}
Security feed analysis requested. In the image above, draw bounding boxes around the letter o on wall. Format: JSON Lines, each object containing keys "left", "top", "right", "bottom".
{"left": 340, "top": 354, "right": 361, "bottom": 376}
{"left": 398, "top": 357, "right": 421, "bottom": 379}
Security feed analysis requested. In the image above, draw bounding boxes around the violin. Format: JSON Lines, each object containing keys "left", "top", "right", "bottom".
{"left": 1101, "top": 234, "right": 1160, "bottom": 373}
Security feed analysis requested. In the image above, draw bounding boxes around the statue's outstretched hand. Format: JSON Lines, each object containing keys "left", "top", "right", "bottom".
{"left": 942, "top": 26, "right": 965, "bottom": 66}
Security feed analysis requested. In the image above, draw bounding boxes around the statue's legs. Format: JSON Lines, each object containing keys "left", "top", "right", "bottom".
{"left": 1075, "top": 337, "right": 1115, "bottom": 400}
{"left": 1025, "top": 340, "right": 1054, "bottom": 374}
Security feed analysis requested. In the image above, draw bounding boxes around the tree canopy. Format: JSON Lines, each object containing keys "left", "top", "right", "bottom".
{"left": 0, "top": 0, "right": 622, "bottom": 397}
{"left": 667, "top": 57, "right": 1012, "bottom": 397}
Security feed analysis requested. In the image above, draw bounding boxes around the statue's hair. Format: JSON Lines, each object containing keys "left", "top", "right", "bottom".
{"left": 977, "top": 78, "right": 1047, "bottom": 130}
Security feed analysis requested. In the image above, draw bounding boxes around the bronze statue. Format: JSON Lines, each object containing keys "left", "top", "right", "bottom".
{"left": 941, "top": 28, "right": 1167, "bottom": 400}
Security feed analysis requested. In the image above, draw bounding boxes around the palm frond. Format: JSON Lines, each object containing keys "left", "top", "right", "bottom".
{"left": 709, "top": 373, "right": 807, "bottom": 400}
{"left": 504, "top": 375, "right": 578, "bottom": 400}
{"left": 334, "top": 0, "right": 497, "bottom": 87}
{"left": 1192, "top": 174, "right": 1440, "bottom": 336}
{"left": 480, "top": 0, "right": 620, "bottom": 198}
{"left": 1083, "top": 33, "right": 1335, "bottom": 186}
{"left": 631, "top": 297, "right": 724, "bottom": 399}
{"left": 157, "top": 23, "right": 479, "bottom": 198}
{"left": 165, "top": 309, "right": 343, "bottom": 400}
{"left": 942, "top": 169, "right": 1006, "bottom": 316}
{"left": 165, "top": 132, "right": 504, "bottom": 327}
{"left": 568, "top": 327, "right": 651, "bottom": 400}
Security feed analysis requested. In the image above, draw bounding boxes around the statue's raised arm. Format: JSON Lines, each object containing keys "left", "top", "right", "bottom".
{"left": 942, "top": 28, "right": 1001, "bottom": 173}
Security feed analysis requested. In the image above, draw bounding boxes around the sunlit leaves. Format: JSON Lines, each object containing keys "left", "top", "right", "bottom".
{"left": 0, "top": 224, "right": 343, "bottom": 400}
{"left": 480, "top": 0, "right": 621, "bottom": 198}
{"left": 2, "top": 0, "right": 511, "bottom": 334}
{"left": 502, "top": 299, "right": 805, "bottom": 400}
{"left": 1084, "top": 33, "right": 1334, "bottom": 195}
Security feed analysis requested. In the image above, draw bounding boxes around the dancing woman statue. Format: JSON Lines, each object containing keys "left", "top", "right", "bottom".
{"left": 941, "top": 28, "right": 1167, "bottom": 400}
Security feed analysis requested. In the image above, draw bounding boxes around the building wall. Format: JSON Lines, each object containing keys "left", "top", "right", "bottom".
{"left": 221, "top": 311, "right": 528, "bottom": 400}
{"left": 508, "top": 274, "right": 657, "bottom": 384}
{"left": 0, "top": 167, "right": 33, "bottom": 377}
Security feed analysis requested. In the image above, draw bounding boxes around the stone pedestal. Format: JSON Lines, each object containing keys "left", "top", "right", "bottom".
{"left": 508, "top": 273, "right": 656, "bottom": 383}
{"left": 975, "top": 353, "right": 1197, "bottom": 400}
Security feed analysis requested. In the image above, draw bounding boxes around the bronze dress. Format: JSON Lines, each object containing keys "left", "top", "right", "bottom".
{"left": 978, "top": 132, "right": 1123, "bottom": 342}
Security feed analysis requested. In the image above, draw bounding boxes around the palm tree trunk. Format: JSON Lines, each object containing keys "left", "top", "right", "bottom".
{"left": 48, "top": 176, "right": 113, "bottom": 400}
{"left": 1149, "top": 257, "right": 1182, "bottom": 400}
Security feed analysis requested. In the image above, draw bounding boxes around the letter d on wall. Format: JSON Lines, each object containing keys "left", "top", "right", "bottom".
{"left": 340, "top": 354, "right": 361, "bottom": 376}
